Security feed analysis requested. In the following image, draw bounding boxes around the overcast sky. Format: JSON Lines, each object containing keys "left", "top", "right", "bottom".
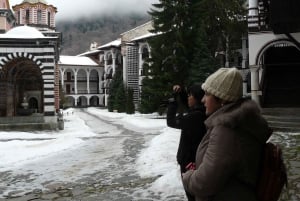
{"left": 9, "top": 0, "right": 159, "bottom": 21}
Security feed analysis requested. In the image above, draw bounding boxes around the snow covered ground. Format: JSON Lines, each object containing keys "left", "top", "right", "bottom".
{"left": 0, "top": 107, "right": 186, "bottom": 199}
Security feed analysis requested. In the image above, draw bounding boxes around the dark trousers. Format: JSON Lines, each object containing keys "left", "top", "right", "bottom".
{"left": 180, "top": 165, "right": 196, "bottom": 201}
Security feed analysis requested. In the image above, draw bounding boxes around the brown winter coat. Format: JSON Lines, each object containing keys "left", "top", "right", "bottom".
{"left": 182, "top": 99, "right": 270, "bottom": 201}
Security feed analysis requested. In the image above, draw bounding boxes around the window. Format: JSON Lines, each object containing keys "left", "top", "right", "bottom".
{"left": 25, "top": 9, "right": 30, "bottom": 24}
{"left": 48, "top": 12, "right": 51, "bottom": 26}
{"left": 37, "top": 10, "right": 42, "bottom": 24}
{"left": 17, "top": 11, "right": 20, "bottom": 24}
{"left": 142, "top": 47, "right": 149, "bottom": 60}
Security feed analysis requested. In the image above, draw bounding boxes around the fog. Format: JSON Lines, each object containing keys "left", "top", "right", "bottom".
{"left": 9, "top": 0, "right": 159, "bottom": 21}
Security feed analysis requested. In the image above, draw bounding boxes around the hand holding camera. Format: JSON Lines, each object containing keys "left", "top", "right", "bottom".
{"left": 173, "top": 85, "right": 181, "bottom": 94}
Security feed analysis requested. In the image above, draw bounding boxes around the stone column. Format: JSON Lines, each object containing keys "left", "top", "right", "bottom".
{"left": 86, "top": 69, "right": 90, "bottom": 94}
{"left": 121, "top": 45, "right": 127, "bottom": 84}
{"left": 112, "top": 50, "right": 116, "bottom": 77}
{"left": 74, "top": 97, "right": 78, "bottom": 106}
{"left": 250, "top": 65, "right": 261, "bottom": 105}
{"left": 122, "top": 55, "right": 127, "bottom": 84}
{"left": 104, "top": 54, "right": 108, "bottom": 105}
{"left": 60, "top": 68, "right": 65, "bottom": 87}
{"left": 138, "top": 46, "right": 143, "bottom": 76}
{"left": 242, "top": 36, "right": 248, "bottom": 96}
{"left": 98, "top": 70, "right": 102, "bottom": 94}
{"left": 248, "top": 0, "right": 259, "bottom": 28}
{"left": 87, "top": 97, "right": 90, "bottom": 106}
{"left": 74, "top": 69, "right": 78, "bottom": 94}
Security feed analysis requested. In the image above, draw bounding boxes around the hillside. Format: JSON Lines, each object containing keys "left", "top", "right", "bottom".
{"left": 56, "top": 14, "right": 151, "bottom": 55}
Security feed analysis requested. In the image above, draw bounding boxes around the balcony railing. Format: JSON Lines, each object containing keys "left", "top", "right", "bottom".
{"left": 248, "top": 0, "right": 270, "bottom": 32}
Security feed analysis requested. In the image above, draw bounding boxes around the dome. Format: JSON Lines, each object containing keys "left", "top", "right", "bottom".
{"left": 0, "top": 26, "right": 45, "bottom": 38}
{"left": 22, "top": 0, "right": 48, "bottom": 4}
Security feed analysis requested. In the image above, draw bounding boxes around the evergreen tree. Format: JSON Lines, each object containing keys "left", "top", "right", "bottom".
{"left": 107, "top": 69, "right": 122, "bottom": 112}
{"left": 126, "top": 87, "right": 135, "bottom": 114}
{"left": 140, "top": 0, "right": 247, "bottom": 113}
{"left": 139, "top": 76, "right": 171, "bottom": 113}
{"left": 197, "top": 0, "right": 247, "bottom": 65}
{"left": 114, "top": 81, "right": 126, "bottom": 113}
{"left": 148, "top": 0, "right": 198, "bottom": 85}
{"left": 140, "top": 0, "right": 198, "bottom": 113}
{"left": 189, "top": 19, "right": 217, "bottom": 84}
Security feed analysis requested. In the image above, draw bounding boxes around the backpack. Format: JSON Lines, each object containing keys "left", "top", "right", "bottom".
{"left": 256, "top": 129, "right": 288, "bottom": 201}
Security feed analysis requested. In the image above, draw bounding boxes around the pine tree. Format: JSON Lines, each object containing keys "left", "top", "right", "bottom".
{"left": 140, "top": 0, "right": 247, "bottom": 113}
{"left": 197, "top": 0, "right": 247, "bottom": 66}
{"left": 140, "top": 0, "right": 198, "bottom": 113}
{"left": 114, "top": 81, "right": 126, "bottom": 113}
{"left": 107, "top": 68, "right": 123, "bottom": 112}
{"left": 189, "top": 18, "right": 217, "bottom": 84}
{"left": 126, "top": 87, "right": 135, "bottom": 114}
{"left": 139, "top": 76, "right": 171, "bottom": 113}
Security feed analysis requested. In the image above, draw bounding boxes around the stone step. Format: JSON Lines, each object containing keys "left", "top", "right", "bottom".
{"left": 0, "top": 123, "right": 58, "bottom": 131}
{"left": 262, "top": 107, "right": 300, "bottom": 116}
{"left": 263, "top": 115, "right": 300, "bottom": 123}
{"left": 0, "top": 115, "right": 45, "bottom": 124}
{"left": 262, "top": 108, "right": 300, "bottom": 132}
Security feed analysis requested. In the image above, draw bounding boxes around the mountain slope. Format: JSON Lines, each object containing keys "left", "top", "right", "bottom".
{"left": 56, "top": 14, "right": 151, "bottom": 55}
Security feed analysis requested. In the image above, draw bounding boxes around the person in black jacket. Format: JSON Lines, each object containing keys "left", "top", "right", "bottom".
{"left": 167, "top": 83, "right": 207, "bottom": 201}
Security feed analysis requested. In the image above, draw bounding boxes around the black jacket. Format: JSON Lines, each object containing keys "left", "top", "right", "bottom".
{"left": 167, "top": 97, "right": 206, "bottom": 170}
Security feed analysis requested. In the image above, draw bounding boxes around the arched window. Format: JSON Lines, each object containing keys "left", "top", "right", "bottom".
{"left": 48, "top": 12, "right": 51, "bottom": 26}
{"left": 25, "top": 9, "right": 30, "bottom": 24}
{"left": 37, "top": 10, "right": 42, "bottom": 24}
{"left": 142, "top": 47, "right": 149, "bottom": 60}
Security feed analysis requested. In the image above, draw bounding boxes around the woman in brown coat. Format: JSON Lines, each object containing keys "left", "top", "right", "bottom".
{"left": 182, "top": 68, "right": 270, "bottom": 201}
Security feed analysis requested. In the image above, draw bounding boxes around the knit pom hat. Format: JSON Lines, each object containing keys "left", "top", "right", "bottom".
{"left": 202, "top": 67, "right": 243, "bottom": 102}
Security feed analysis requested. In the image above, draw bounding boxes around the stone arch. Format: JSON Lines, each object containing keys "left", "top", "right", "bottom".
{"left": 77, "top": 96, "right": 88, "bottom": 107}
{"left": 105, "top": 52, "right": 113, "bottom": 65}
{"left": 0, "top": 53, "right": 43, "bottom": 70}
{"left": 0, "top": 57, "right": 44, "bottom": 116}
{"left": 116, "top": 52, "right": 122, "bottom": 65}
{"left": 77, "top": 69, "right": 87, "bottom": 94}
{"left": 90, "top": 69, "right": 99, "bottom": 94}
{"left": 256, "top": 39, "right": 300, "bottom": 107}
{"left": 255, "top": 39, "right": 298, "bottom": 66}
{"left": 90, "top": 96, "right": 99, "bottom": 106}
{"left": 63, "top": 68, "right": 75, "bottom": 94}
{"left": 28, "top": 97, "right": 38, "bottom": 111}
{"left": 140, "top": 43, "right": 150, "bottom": 60}
{"left": 65, "top": 96, "right": 75, "bottom": 107}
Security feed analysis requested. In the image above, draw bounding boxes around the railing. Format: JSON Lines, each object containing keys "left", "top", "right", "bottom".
{"left": 248, "top": 0, "right": 271, "bottom": 32}
{"left": 65, "top": 91, "right": 103, "bottom": 95}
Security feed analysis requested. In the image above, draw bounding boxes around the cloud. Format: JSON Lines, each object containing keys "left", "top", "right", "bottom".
{"left": 10, "top": 0, "right": 158, "bottom": 21}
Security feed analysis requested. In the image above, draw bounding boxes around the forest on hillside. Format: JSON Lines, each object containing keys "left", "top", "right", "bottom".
{"left": 56, "top": 14, "right": 151, "bottom": 55}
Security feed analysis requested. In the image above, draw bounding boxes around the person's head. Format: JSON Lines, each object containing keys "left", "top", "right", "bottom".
{"left": 201, "top": 67, "right": 243, "bottom": 115}
{"left": 187, "top": 83, "right": 205, "bottom": 108}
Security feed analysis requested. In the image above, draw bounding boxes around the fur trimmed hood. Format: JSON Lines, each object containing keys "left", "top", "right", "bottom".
{"left": 205, "top": 98, "right": 270, "bottom": 144}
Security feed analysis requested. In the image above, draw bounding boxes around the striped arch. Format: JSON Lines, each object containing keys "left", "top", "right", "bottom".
{"left": 255, "top": 39, "right": 299, "bottom": 67}
{"left": 254, "top": 38, "right": 300, "bottom": 107}
{"left": 0, "top": 52, "right": 57, "bottom": 116}
{"left": 0, "top": 52, "right": 43, "bottom": 70}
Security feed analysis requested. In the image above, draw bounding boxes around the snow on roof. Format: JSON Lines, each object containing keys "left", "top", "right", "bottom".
{"left": 77, "top": 49, "right": 102, "bottom": 57}
{"left": 131, "top": 32, "right": 159, "bottom": 42}
{"left": 98, "top": 38, "right": 121, "bottom": 49}
{"left": 0, "top": 26, "right": 45, "bottom": 39}
{"left": 59, "top": 56, "right": 99, "bottom": 66}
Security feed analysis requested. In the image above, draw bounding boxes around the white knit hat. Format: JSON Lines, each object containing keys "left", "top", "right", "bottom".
{"left": 202, "top": 67, "right": 243, "bottom": 102}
